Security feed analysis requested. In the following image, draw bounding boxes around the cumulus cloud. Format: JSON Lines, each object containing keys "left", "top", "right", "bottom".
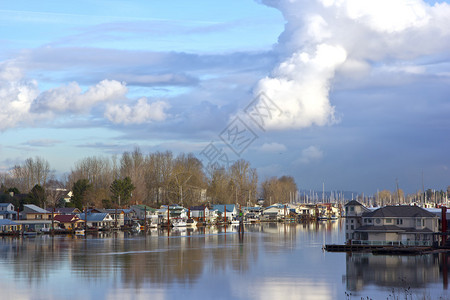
{"left": 0, "top": 58, "right": 167, "bottom": 130}
{"left": 105, "top": 97, "right": 170, "bottom": 124}
{"left": 0, "top": 61, "right": 40, "bottom": 130}
{"left": 296, "top": 146, "right": 323, "bottom": 164}
{"left": 251, "top": 0, "right": 450, "bottom": 130}
{"left": 32, "top": 79, "right": 127, "bottom": 113}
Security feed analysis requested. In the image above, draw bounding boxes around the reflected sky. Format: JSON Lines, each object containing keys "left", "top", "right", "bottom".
{"left": 0, "top": 222, "right": 449, "bottom": 299}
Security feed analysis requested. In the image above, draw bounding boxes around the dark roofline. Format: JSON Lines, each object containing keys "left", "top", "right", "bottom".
{"left": 345, "top": 200, "right": 364, "bottom": 207}
{"left": 362, "top": 205, "right": 437, "bottom": 218}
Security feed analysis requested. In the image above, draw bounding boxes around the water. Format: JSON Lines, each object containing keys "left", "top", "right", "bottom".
{"left": 0, "top": 221, "right": 449, "bottom": 300}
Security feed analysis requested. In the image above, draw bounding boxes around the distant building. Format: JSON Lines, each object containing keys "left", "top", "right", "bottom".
{"left": 0, "top": 203, "right": 17, "bottom": 220}
{"left": 20, "top": 204, "right": 52, "bottom": 220}
{"left": 345, "top": 201, "right": 439, "bottom": 246}
{"left": 345, "top": 200, "right": 371, "bottom": 240}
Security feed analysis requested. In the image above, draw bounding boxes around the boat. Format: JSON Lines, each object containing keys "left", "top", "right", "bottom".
{"left": 23, "top": 230, "right": 38, "bottom": 237}
{"left": 75, "top": 229, "right": 85, "bottom": 236}
{"left": 172, "top": 218, "right": 187, "bottom": 227}
{"left": 186, "top": 218, "right": 197, "bottom": 227}
{"left": 131, "top": 222, "right": 141, "bottom": 233}
{"left": 231, "top": 219, "right": 240, "bottom": 225}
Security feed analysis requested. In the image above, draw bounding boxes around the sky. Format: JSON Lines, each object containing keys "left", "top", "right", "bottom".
{"left": 1, "top": 0, "right": 450, "bottom": 196}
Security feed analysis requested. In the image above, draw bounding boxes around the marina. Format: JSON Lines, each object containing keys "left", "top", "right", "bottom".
{"left": 0, "top": 221, "right": 450, "bottom": 299}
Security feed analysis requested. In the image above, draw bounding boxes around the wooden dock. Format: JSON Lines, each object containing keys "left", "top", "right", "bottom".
{"left": 324, "top": 244, "right": 436, "bottom": 254}
{"left": 324, "top": 244, "right": 388, "bottom": 252}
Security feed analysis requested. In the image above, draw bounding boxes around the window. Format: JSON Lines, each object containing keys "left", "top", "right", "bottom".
{"left": 397, "top": 219, "right": 403, "bottom": 225}
{"left": 386, "top": 218, "right": 392, "bottom": 223}
{"left": 350, "top": 207, "right": 354, "bottom": 212}
{"left": 368, "top": 219, "right": 372, "bottom": 223}
{"left": 351, "top": 225, "right": 354, "bottom": 230}
{"left": 376, "top": 218, "right": 381, "bottom": 224}
{"left": 351, "top": 219, "right": 354, "bottom": 223}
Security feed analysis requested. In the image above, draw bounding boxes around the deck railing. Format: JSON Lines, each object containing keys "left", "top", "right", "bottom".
{"left": 350, "top": 240, "right": 432, "bottom": 247}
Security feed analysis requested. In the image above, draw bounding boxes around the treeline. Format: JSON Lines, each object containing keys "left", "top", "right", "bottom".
{"left": 0, "top": 148, "right": 298, "bottom": 210}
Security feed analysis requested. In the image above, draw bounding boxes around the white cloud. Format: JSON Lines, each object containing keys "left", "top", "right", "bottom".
{"left": 32, "top": 79, "right": 127, "bottom": 113}
{"left": 260, "top": 142, "right": 287, "bottom": 153}
{"left": 254, "top": 0, "right": 450, "bottom": 130}
{"left": 0, "top": 61, "right": 40, "bottom": 130}
{"left": 0, "top": 58, "right": 150, "bottom": 130}
{"left": 105, "top": 98, "right": 170, "bottom": 124}
{"left": 296, "top": 146, "right": 323, "bottom": 164}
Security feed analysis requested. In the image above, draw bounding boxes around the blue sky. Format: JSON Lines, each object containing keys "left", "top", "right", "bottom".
{"left": 1, "top": 0, "right": 450, "bottom": 195}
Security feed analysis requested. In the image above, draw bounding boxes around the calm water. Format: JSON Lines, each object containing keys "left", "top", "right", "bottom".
{"left": 0, "top": 221, "right": 449, "bottom": 300}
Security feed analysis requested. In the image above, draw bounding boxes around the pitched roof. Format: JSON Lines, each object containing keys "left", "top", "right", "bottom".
{"left": 189, "top": 205, "right": 207, "bottom": 211}
{"left": 362, "top": 206, "right": 437, "bottom": 218}
{"left": 355, "top": 225, "right": 405, "bottom": 232}
{"left": 23, "top": 204, "right": 50, "bottom": 213}
{"left": 0, "top": 219, "right": 19, "bottom": 226}
{"left": 345, "top": 200, "right": 364, "bottom": 207}
{"left": 54, "top": 214, "right": 82, "bottom": 223}
{"left": 355, "top": 225, "right": 434, "bottom": 234}
{"left": 212, "top": 204, "right": 236, "bottom": 213}
{"left": 78, "top": 213, "right": 111, "bottom": 222}
{"left": 55, "top": 207, "right": 81, "bottom": 214}
{"left": 0, "top": 210, "right": 17, "bottom": 215}
{"left": 131, "top": 205, "right": 157, "bottom": 212}
{"left": 0, "top": 203, "right": 13, "bottom": 207}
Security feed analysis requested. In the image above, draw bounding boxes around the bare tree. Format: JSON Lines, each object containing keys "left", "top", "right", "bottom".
{"left": 229, "top": 159, "right": 258, "bottom": 206}
{"left": 45, "top": 179, "right": 67, "bottom": 208}
{"left": 120, "top": 147, "right": 146, "bottom": 204}
{"left": 7, "top": 157, "right": 52, "bottom": 193}
{"left": 170, "top": 153, "right": 207, "bottom": 207}
{"left": 261, "top": 176, "right": 297, "bottom": 206}
{"left": 68, "top": 156, "right": 113, "bottom": 206}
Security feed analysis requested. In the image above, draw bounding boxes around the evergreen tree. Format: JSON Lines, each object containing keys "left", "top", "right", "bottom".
{"left": 110, "top": 176, "right": 135, "bottom": 207}
{"left": 71, "top": 179, "right": 92, "bottom": 210}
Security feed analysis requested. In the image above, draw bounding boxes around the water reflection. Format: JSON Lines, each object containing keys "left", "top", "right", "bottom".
{"left": 2, "top": 221, "right": 448, "bottom": 299}
{"left": 345, "top": 252, "right": 450, "bottom": 293}
{"left": 0, "top": 223, "right": 336, "bottom": 287}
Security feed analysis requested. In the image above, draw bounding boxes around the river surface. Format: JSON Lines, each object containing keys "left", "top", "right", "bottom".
{"left": 0, "top": 221, "right": 449, "bottom": 300}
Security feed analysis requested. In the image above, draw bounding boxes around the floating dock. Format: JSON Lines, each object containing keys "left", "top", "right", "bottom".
{"left": 324, "top": 244, "right": 388, "bottom": 252}
{"left": 324, "top": 244, "right": 436, "bottom": 255}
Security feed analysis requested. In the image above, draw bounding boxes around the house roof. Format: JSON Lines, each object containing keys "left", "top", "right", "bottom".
{"left": 345, "top": 200, "right": 364, "bottom": 207}
{"left": 0, "top": 210, "right": 17, "bottom": 215}
{"left": 131, "top": 205, "right": 157, "bottom": 212}
{"left": 243, "top": 207, "right": 263, "bottom": 212}
{"left": 54, "top": 214, "right": 82, "bottom": 223}
{"left": 78, "top": 213, "right": 111, "bottom": 222}
{"left": 362, "top": 206, "right": 437, "bottom": 218}
{"left": 0, "top": 203, "right": 13, "bottom": 207}
{"left": 95, "top": 209, "right": 127, "bottom": 214}
{"left": 23, "top": 204, "right": 50, "bottom": 213}
{"left": 0, "top": 219, "right": 18, "bottom": 225}
{"left": 55, "top": 207, "right": 81, "bottom": 214}
{"left": 355, "top": 225, "right": 406, "bottom": 232}
{"left": 189, "top": 205, "right": 207, "bottom": 211}
{"left": 355, "top": 225, "right": 434, "bottom": 234}
{"left": 212, "top": 204, "right": 235, "bottom": 213}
